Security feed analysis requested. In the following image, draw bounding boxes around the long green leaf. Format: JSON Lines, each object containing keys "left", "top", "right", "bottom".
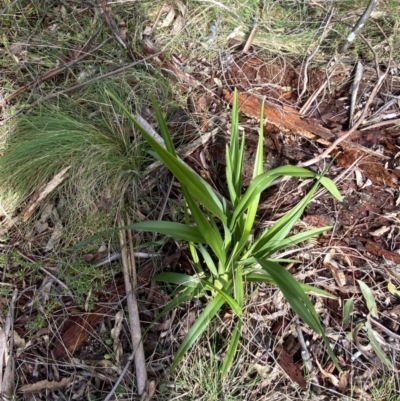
{"left": 247, "top": 180, "right": 320, "bottom": 257}
{"left": 123, "top": 221, "right": 205, "bottom": 243}
{"left": 343, "top": 298, "right": 354, "bottom": 328}
{"left": 154, "top": 288, "right": 197, "bottom": 321}
{"left": 236, "top": 101, "right": 265, "bottom": 253}
{"left": 199, "top": 279, "right": 242, "bottom": 316}
{"left": 253, "top": 226, "right": 332, "bottom": 259}
{"left": 171, "top": 293, "right": 226, "bottom": 371}
{"left": 232, "top": 167, "right": 342, "bottom": 227}
{"left": 245, "top": 271, "right": 337, "bottom": 299}
{"left": 256, "top": 259, "right": 341, "bottom": 371}
{"left": 185, "top": 194, "right": 225, "bottom": 264}
{"left": 74, "top": 221, "right": 204, "bottom": 249}
{"left": 198, "top": 245, "right": 218, "bottom": 277}
{"left": 221, "top": 320, "right": 242, "bottom": 377}
{"left": 152, "top": 272, "right": 200, "bottom": 287}
{"left": 151, "top": 95, "right": 176, "bottom": 156}
{"left": 234, "top": 264, "right": 244, "bottom": 307}
{"left": 252, "top": 261, "right": 324, "bottom": 329}
{"left": 106, "top": 90, "right": 226, "bottom": 223}
{"left": 358, "top": 280, "right": 378, "bottom": 318}
{"left": 226, "top": 90, "right": 244, "bottom": 204}
{"left": 365, "top": 320, "right": 392, "bottom": 368}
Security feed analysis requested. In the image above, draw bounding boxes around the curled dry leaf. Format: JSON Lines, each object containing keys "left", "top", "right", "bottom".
{"left": 323, "top": 250, "right": 346, "bottom": 288}
{"left": 160, "top": 8, "right": 175, "bottom": 28}
{"left": 369, "top": 226, "right": 391, "bottom": 237}
{"left": 355, "top": 168, "right": 364, "bottom": 188}
{"left": 19, "top": 376, "right": 72, "bottom": 393}
{"left": 111, "top": 310, "right": 124, "bottom": 365}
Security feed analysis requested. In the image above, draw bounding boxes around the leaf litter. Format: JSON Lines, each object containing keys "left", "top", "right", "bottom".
{"left": 1, "top": 1, "right": 400, "bottom": 399}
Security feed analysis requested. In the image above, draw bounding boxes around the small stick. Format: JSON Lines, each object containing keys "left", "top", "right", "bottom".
{"left": 298, "top": 8, "right": 334, "bottom": 101}
{"left": 103, "top": 354, "right": 134, "bottom": 401}
{"left": 338, "top": 0, "right": 378, "bottom": 54}
{"left": 1, "top": 289, "right": 18, "bottom": 397}
{"left": 242, "top": 23, "right": 258, "bottom": 54}
{"left": 300, "top": 61, "right": 337, "bottom": 116}
{"left": 296, "top": 325, "right": 313, "bottom": 372}
{"left": 299, "top": 71, "right": 387, "bottom": 167}
{"left": 118, "top": 217, "right": 147, "bottom": 395}
{"left": 348, "top": 60, "right": 364, "bottom": 128}
{"left": 360, "top": 117, "right": 400, "bottom": 131}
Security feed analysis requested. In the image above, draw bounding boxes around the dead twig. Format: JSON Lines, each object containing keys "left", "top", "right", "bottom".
{"left": 242, "top": 23, "right": 258, "bottom": 54}
{"left": 299, "top": 71, "right": 387, "bottom": 167}
{"left": 298, "top": 8, "right": 334, "bottom": 101}
{"left": 32, "top": 51, "right": 164, "bottom": 105}
{"left": 0, "top": 288, "right": 18, "bottom": 397}
{"left": 22, "top": 166, "right": 71, "bottom": 222}
{"left": 360, "top": 117, "right": 400, "bottom": 131}
{"left": 348, "top": 60, "right": 364, "bottom": 128}
{"left": 299, "top": 61, "right": 337, "bottom": 116}
{"left": 118, "top": 217, "right": 147, "bottom": 395}
{"left": 104, "top": 354, "right": 134, "bottom": 401}
{"left": 300, "top": 22, "right": 392, "bottom": 167}
{"left": 101, "top": 0, "right": 141, "bottom": 60}
{"left": 338, "top": 0, "right": 378, "bottom": 54}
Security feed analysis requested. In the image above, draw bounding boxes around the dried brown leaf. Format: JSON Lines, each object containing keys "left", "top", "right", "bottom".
{"left": 19, "top": 376, "right": 72, "bottom": 393}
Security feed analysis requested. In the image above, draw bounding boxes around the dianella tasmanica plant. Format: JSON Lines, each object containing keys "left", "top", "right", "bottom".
{"left": 106, "top": 89, "right": 343, "bottom": 375}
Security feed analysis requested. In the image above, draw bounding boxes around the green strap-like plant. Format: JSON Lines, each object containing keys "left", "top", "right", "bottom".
{"left": 99, "top": 90, "right": 343, "bottom": 375}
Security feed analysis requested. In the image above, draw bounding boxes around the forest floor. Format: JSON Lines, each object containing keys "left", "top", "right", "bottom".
{"left": 1, "top": 1, "right": 400, "bottom": 400}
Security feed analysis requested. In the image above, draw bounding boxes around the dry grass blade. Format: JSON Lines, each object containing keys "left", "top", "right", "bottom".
{"left": 22, "top": 166, "right": 71, "bottom": 223}
{"left": 0, "top": 38, "right": 110, "bottom": 108}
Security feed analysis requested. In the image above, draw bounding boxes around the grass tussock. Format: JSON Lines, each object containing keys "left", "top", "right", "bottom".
{"left": 0, "top": 71, "right": 171, "bottom": 241}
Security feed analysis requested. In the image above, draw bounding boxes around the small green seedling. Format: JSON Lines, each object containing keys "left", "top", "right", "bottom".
{"left": 344, "top": 281, "right": 393, "bottom": 368}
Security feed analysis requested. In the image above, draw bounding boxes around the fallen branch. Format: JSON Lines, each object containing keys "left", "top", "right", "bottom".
{"left": 222, "top": 89, "right": 388, "bottom": 161}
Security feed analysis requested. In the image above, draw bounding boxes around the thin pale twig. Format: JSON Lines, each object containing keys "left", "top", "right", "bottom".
{"left": 1, "top": 288, "right": 18, "bottom": 397}
{"left": 349, "top": 60, "right": 364, "bottom": 128}
{"left": 101, "top": 0, "right": 141, "bottom": 60}
{"left": 242, "top": 23, "right": 258, "bottom": 54}
{"left": 298, "top": 8, "right": 334, "bottom": 101}
{"left": 118, "top": 217, "right": 147, "bottom": 395}
{"left": 300, "top": 61, "right": 337, "bottom": 116}
{"left": 360, "top": 117, "right": 400, "bottom": 131}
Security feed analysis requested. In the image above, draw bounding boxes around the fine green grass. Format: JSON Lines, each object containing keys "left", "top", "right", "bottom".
{"left": 0, "top": 72, "right": 172, "bottom": 245}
